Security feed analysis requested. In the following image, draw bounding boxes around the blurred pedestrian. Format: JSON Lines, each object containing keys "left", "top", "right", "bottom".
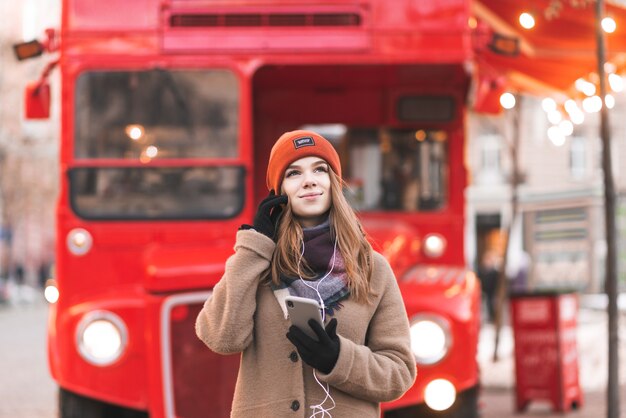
{"left": 14, "top": 264, "right": 25, "bottom": 286}
{"left": 478, "top": 250, "right": 499, "bottom": 323}
{"left": 38, "top": 263, "right": 50, "bottom": 288}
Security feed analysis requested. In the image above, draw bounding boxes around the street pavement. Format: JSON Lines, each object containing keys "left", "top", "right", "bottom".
{"left": 0, "top": 288, "right": 57, "bottom": 418}
{"left": 1, "top": 285, "right": 625, "bottom": 417}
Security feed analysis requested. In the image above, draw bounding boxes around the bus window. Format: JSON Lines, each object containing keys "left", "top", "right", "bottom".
{"left": 74, "top": 69, "right": 239, "bottom": 159}
{"left": 68, "top": 166, "right": 244, "bottom": 220}
{"left": 342, "top": 128, "right": 448, "bottom": 212}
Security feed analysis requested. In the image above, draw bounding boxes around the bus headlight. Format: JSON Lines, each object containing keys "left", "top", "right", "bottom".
{"left": 67, "top": 228, "right": 93, "bottom": 256}
{"left": 409, "top": 315, "right": 452, "bottom": 364}
{"left": 424, "top": 379, "right": 456, "bottom": 411}
{"left": 76, "top": 311, "right": 127, "bottom": 366}
{"left": 423, "top": 234, "right": 446, "bottom": 258}
{"left": 44, "top": 279, "right": 59, "bottom": 304}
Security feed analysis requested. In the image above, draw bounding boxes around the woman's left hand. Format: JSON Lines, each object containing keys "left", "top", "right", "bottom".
{"left": 286, "top": 318, "right": 340, "bottom": 374}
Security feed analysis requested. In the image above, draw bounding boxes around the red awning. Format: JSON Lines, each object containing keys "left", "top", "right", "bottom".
{"left": 473, "top": 0, "right": 626, "bottom": 96}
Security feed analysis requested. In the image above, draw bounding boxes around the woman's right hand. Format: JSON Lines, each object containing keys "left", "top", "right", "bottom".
{"left": 240, "top": 191, "right": 288, "bottom": 241}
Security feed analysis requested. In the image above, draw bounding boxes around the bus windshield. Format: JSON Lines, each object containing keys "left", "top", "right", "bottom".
{"left": 69, "top": 166, "right": 244, "bottom": 220}
{"left": 71, "top": 69, "right": 243, "bottom": 220}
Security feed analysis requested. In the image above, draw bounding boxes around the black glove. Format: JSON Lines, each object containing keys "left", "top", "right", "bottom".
{"left": 286, "top": 318, "right": 340, "bottom": 374}
{"left": 240, "top": 191, "right": 287, "bottom": 241}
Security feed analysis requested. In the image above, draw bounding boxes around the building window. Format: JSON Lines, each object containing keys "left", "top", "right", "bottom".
{"left": 569, "top": 136, "right": 587, "bottom": 180}
{"left": 476, "top": 134, "right": 503, "bottom": 185}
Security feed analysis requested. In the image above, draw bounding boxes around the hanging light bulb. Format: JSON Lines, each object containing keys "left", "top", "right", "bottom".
{"left": 564, "top": 99, "right": 579, "bottom": 115}
{"left": 500, "top": 92, "right": 516, "bottom": 109}
{"left": 605, "top": 62, "right": 617, "bottom": 74}
{"left": 575, "top": 78, "right": 596, "bottom": 97}
{"left": 547, "top": 126, "right": 566, "bottom": 146}
{"left": 582, "top": 96, "right": 603, "bottom": 113}
{"left": 608, "top": 73, "right": 624, "bottom": 92}
{"left": 542, "top": 97, "right": 557, "bottom": 113}
{"left": 547, "top": 110, "right": 562, "bottom": 124}
{"left": 570, "top": 110, "right": 585, "bottom": 125}
{"left": 564, "top": 99, "right": 585, "bottom": 125}
{"left": 602, "top": 17, "right": 617, "bottom": 33}
{"left": 558, "top": 120, "right": 574, "bottom": 137}
{"left": 519, "top": 12, "right": 535, "bottom": 29}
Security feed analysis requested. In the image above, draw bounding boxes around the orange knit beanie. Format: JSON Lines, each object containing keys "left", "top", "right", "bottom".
{"left": 266, "top": 130, "right": 342, "bottom": 193}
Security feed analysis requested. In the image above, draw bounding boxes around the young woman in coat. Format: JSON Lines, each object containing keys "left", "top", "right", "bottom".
{"left": 196, "top": 130, "right": 416, "bottom": 417}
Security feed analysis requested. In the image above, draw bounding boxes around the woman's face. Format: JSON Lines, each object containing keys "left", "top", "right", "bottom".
{"left": 281, "top": 156, "right": 332, "bottom": 228}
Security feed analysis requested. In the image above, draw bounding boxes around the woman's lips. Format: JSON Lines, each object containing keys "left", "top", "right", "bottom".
{"left": 300, "top": 192, "right": 322, "bottom": 200}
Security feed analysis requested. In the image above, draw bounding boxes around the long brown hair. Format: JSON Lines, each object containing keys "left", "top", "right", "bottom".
{"left": 269, "top": 168, "right": 374, "bottom": 303}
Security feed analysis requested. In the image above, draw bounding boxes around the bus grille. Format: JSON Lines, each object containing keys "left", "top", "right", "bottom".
{"left": 169, "top": 13, "right": 362, "bottom": 28}
{"left": 163, "top": 298, "right": 239, "bottom": 418}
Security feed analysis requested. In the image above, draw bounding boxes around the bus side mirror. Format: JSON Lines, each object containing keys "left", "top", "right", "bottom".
{"left": 24, "top": 81, "right": 50, "bottom": 119}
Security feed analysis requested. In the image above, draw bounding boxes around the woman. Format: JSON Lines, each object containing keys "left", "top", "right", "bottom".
{"left": 196, "top": 130, "right": 416, "bottom": 417}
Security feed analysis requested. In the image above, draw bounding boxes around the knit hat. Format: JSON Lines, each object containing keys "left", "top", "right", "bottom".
{"left": 266, "top": 130, "right": 342, "bottom": 193}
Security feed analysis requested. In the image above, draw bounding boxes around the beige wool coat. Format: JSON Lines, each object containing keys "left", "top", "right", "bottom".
{"left": 196, "top": 230, "right": 417, "bottom": 417}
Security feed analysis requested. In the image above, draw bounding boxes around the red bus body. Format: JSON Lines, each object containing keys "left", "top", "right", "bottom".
{"left": 47, "top": 0, "right": 481, "bottom": 417}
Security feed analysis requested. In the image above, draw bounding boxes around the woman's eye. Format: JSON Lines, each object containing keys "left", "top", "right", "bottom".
{"left": 285, "top": 170, "right": 300, "bottom": 177}
{"left": 315, "top": 166, "right": 329, "bottom": 173}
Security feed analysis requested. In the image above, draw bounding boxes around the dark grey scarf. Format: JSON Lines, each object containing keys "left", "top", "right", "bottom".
{"left": 272, "top": 220, "right": 350, "bottom": 318}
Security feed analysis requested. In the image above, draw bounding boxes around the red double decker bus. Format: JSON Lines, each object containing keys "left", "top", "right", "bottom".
{"left": 20, "top": 0, "right": 481, "bottom": 416}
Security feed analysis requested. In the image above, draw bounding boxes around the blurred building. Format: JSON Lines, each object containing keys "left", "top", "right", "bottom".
{"left": 467, "top": 94, "right": 626, "bottom": 293}
{"left": 0, "top": 0, "right": 60, "bottom": 285}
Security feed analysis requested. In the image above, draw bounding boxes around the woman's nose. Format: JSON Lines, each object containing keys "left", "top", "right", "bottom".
{"left": 302, "top": 172, "right": 317, "bottom": 187}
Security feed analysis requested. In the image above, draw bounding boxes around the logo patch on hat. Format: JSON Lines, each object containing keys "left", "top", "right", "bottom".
{"left": 293, "top": 136, "right": 315, "bottom": 149}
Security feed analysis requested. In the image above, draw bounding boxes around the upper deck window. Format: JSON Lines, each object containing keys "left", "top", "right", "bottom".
{"left": 74, "top": 69, "right": 239, "bottom": 159}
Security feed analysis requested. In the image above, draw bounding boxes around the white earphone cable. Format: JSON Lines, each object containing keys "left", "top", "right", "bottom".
{"left": 296, "top": 234, "right": 339, "bottom": 418}
{"left": 309, "top": 370, "right": 336, "bottom": 417}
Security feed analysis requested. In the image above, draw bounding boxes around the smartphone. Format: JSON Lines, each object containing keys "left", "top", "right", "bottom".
{"left": 284, "top": 295, "right": 324, "bottom": 340}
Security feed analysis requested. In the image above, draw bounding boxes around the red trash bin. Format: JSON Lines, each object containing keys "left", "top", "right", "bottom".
{"left": 509, "top": 291, "right": 583, "bottom": 412}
